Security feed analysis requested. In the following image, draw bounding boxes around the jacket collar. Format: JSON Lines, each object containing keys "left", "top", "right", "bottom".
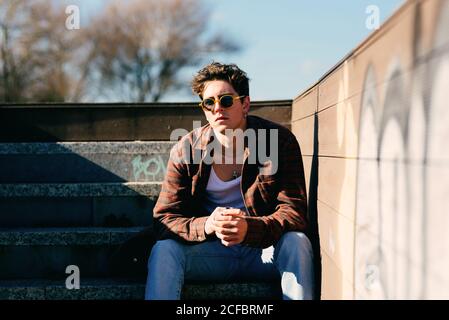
{"left": 191, "top": 116, "right": 262, "bottom": 201}
{"left": 193, "top": 115, "right": 263, "bottom": 153}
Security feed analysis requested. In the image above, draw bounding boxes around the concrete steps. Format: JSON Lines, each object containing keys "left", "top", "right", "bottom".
{"left": 0, "top": 279, "right": 281, "bottom": 300}
{"left": 0, "top": 182, "right": 161, "bottom": 198}
{"left": 0, "top": 139, "right": 281, "bottom": 300}
{"left": 0, "top": 142, "right": 174, "bottom": 183}
{"left": 0, "top": 182, "right": 160, "bottom": 228}
{"left": 0, "top": 141, "right": 169, "bottom": 228}
{"left": 0, "top": 227, "right": 144, "bottom": 245}
{"left": 0, "top": 227, "right": 145, "bottom": 279}
{"left": 0, "top": 140, "right": 161, "bottom": 299}
{"left": 0, "top": 278, "right": 145, "bottom": 300}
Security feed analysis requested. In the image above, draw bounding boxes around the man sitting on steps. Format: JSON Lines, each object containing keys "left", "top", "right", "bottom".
{"left": 145, "top": 62, "right": 314, "bottom": 300}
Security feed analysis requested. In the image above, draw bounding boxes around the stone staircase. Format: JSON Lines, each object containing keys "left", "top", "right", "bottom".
{"left": 0, "top": 141, "right": 281, "bottom": 300}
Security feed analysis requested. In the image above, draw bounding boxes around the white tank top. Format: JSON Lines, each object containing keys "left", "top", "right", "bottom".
{"left": 203, "top": 167, "right": 247, "bottom": 215}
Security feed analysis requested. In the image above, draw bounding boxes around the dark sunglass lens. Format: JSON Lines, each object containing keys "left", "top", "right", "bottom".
{"left": 220, "top": 95, "right": 234, "bottom": 107}
{"left": 203, "top": 99, "right": 215, "bottom": 108}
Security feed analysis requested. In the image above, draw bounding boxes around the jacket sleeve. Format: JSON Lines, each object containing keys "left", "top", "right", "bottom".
{"left": 242, "top": 132, "right": 309, "bottom": 248}
{"left": 152, "top": 144, "right": 210, "bottom": 243}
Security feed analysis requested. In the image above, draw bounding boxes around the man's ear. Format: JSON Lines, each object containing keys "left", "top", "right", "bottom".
{"left": 243, "top": 96, "right": 250, "bottom": 113}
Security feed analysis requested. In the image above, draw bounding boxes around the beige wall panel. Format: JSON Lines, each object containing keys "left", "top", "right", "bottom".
{"left": 292, "top": 115, "right": 315, "bottom": 156}
{"left": 427, "top": 273, "right": 449, "bottom": 300}
{"left": 320, "top": 252, "right": 354, "bottom": 300}
{"left": 408, "top": 261, "right": 426, "bottom": 299}
{"left": 317, "top": 65, "right": 347, "bottom": 112}
{"left": 354, "top": 158, "right": 380, "bottom": 238}
{"left": 355, "top": 215, "right": 428, "bottom": 299}
{"left": 320, "top": 252, "right": 343, "bottom": 300}
{"left": 354, "top": 227, "right": 383, "bottom": 299}
{"left": 424, "top": 17, "right": 449, "bottom": 299}
{"left": 317, "top": 200, "right": 354, "bottom": 282}
{"left": 354, "top": 228, "right": 409, "bottom": 299}
{"left": 426, "top": 165, "right": 449, "bottom": 287}
{"left": 418, "top": 0, "right": 445, "bottom": 58}
{"left": 342, "top": 278, "right": 354, "bottom": 300}
{"left": 317, "top": 95, "right": 361, "bottom": 158}
{"left": 317, "top": 157, "right": 357, "bottom": 221}
{"left": 292, "top": 87, "right": 318, "bottom": 121}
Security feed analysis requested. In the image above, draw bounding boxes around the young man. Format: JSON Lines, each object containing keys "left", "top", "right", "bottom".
{"left": 145, "top": 62, "right": 314, "bottom": 300}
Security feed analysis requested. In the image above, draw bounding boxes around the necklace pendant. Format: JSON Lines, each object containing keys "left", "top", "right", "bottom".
{"left": 232, "top": 170, "right": 238, "bottom": 179}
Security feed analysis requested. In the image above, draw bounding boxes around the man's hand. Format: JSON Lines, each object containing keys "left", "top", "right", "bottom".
{"left": 205, "top": 207, "right": 248, "bottom": 247}
{"left": 204, "top": 207, "right": 224, "bottom": 235}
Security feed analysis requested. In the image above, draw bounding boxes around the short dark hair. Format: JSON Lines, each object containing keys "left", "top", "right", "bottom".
{"left": 191, "top": 62, "right": 250, "bottom": 99}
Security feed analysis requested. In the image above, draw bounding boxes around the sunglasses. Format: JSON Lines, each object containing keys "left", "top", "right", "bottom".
{"left": 199, "top": 94, "right": 245, "bottom": 111}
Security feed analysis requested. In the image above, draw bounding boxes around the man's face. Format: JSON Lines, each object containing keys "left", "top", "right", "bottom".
{"left": 201, "top": 80, "right": 250, "bottom": 133}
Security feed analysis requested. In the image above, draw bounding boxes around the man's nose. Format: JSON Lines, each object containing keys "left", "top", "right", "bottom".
{"left": 212, "top": 100, "right": 224, "bottom": 113}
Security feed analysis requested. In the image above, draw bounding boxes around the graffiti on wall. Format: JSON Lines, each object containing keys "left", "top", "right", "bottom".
{"left": 354, "top": 0, "right": 449, "bottom": 299}
{"left": 132, "top": 155, "right": 167, "bottom": 181}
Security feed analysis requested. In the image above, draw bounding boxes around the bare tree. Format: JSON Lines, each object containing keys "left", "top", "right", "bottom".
{"left": 0, "top": 0, "right": 32, "bottom": 102}
{"left": 81, "top": 0, "right": 239, "bottom": 102}
{"left": 0, "top": 0, "right": 78, "bottom": 103}
{"left": 0, "top": 0, "right": 239, "bottom": 103}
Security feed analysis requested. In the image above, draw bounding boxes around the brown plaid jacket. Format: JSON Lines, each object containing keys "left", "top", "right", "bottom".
{"left": 153, "top": 115, "right": 308, "bottom": 248}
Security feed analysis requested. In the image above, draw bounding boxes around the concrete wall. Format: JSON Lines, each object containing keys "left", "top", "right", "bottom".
{"left": 292, "top": 0, "right": 449, "bottom": 299}
{"left": 0, "top": 100, "right": 291, "bottom": 142}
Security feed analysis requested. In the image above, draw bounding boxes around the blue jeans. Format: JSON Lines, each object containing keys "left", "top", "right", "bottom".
{"left": 145, "top": 231, "right": 314, "bottom": 300}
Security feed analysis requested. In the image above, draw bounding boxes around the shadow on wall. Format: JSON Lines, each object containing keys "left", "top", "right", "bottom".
{"left": 307, "top": 113, "right": 321, "bottom": 300}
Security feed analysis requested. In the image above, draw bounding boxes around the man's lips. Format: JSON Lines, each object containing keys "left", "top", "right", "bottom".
{"left": 216, "top": 116, "right": 228, "bottom": 121}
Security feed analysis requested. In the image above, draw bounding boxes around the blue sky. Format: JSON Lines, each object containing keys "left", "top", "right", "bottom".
{"left": 69, "top": 0, "right": 404, "bottom": 102}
